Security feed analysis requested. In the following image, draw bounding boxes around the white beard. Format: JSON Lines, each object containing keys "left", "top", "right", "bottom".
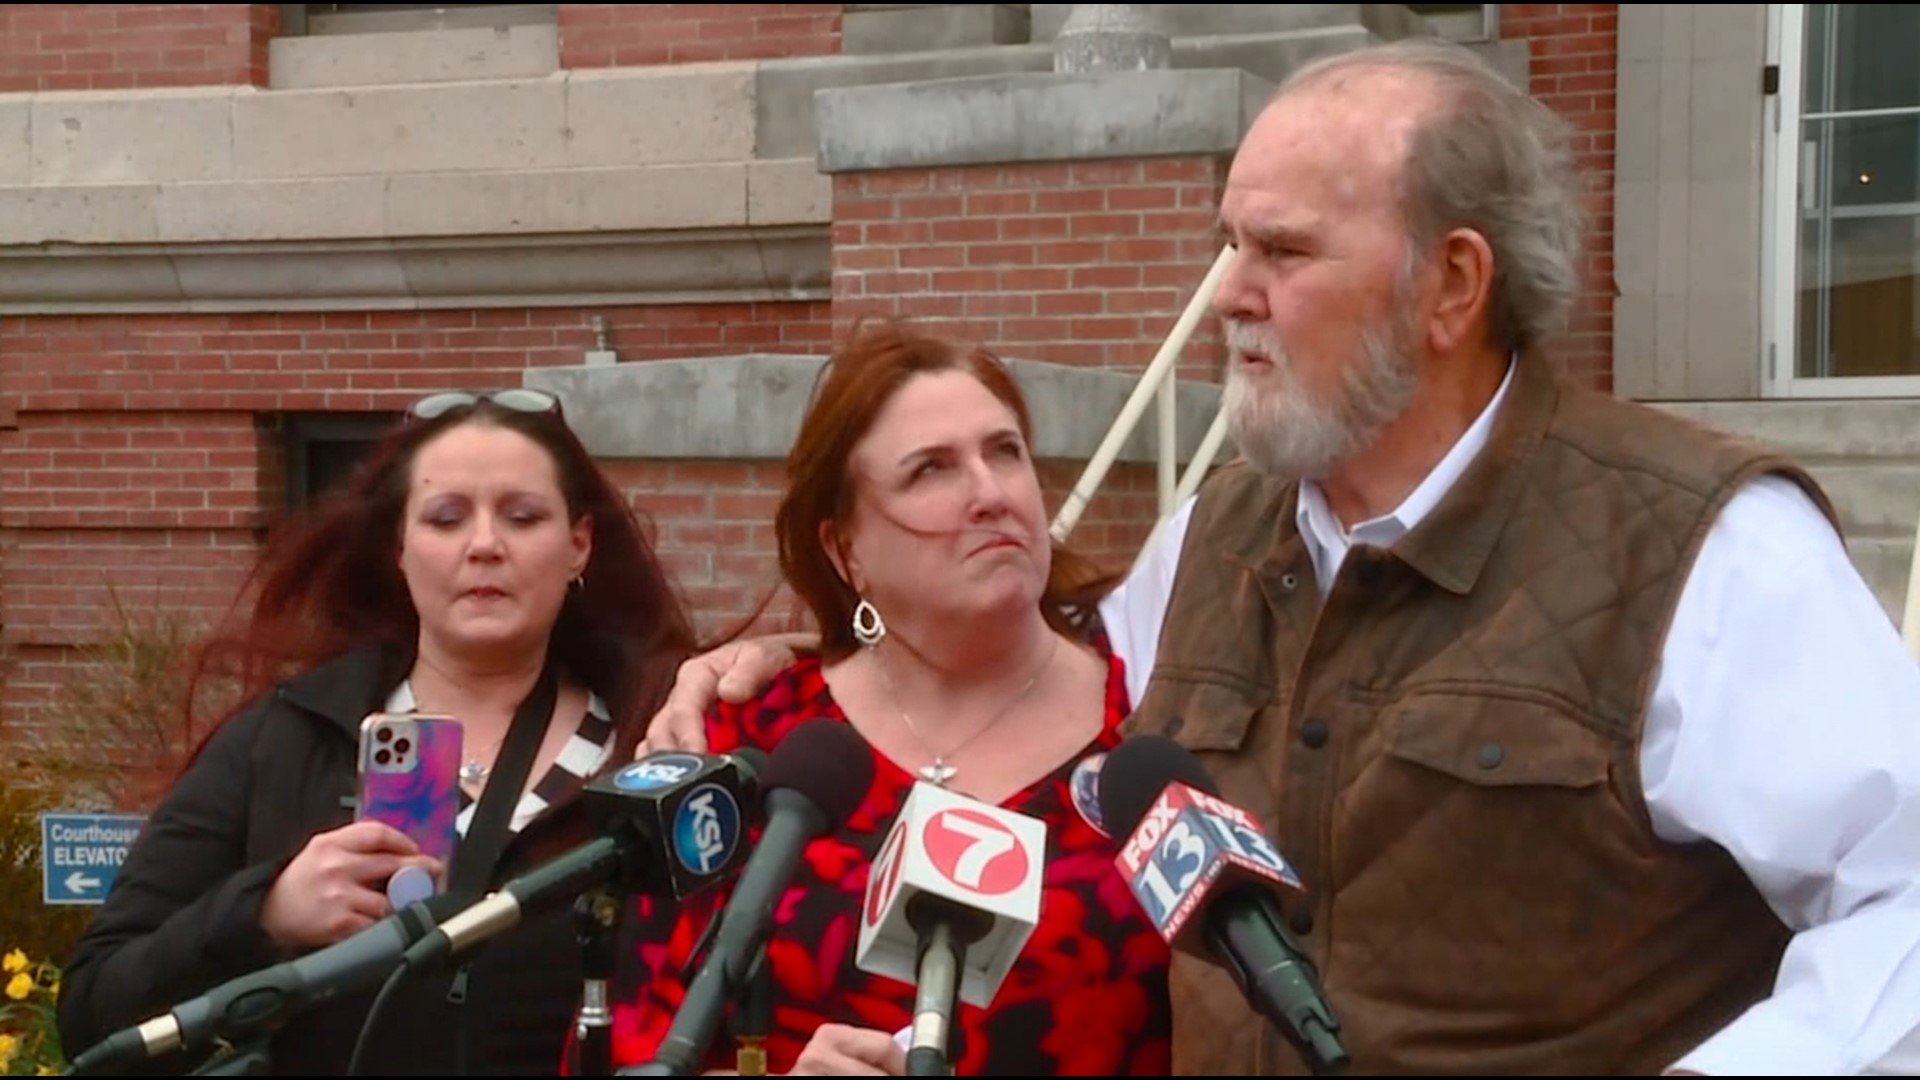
{"left": 1220, "top": 312, "right": 1421, "bottom": 482}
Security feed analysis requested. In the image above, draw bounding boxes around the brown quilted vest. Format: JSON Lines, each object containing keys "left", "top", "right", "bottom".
{"left": 1122, "top": 356, "right": 1841, "bottom": 1075}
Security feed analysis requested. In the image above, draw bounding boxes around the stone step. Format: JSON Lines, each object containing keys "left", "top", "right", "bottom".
{"left": 1655, "top": 399, "right": 1920, "bottom": 629}
{"left": 1849, "top": 535, "right": 1913, "bottom": 629}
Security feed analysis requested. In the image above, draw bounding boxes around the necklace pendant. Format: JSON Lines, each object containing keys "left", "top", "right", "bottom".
{"left": 919, "top": 759, "right": 957, "bottom": 787}
{"left": 460, "top": 760, "right": 487, "bottom": 784}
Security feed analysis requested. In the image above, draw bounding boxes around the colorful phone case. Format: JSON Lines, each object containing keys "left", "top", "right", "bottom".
{"left": 357, "top": 714, "right": 463, "bottom": 866}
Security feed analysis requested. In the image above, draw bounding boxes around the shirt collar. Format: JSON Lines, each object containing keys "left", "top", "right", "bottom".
{"left": 1296, "top": 357, "right": 1519, "bottom": 595}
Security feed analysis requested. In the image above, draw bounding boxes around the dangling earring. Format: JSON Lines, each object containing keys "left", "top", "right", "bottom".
{"left": 852, "top": 598, "right": 886, "bottom": 649}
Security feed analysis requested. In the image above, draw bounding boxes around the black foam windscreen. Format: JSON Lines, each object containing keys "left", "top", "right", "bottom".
{"left": 1097, "top": 730, "right": 1222, "bottom": 840}
{"left": 762, "top": 718, "right": 875, "bottom": 832}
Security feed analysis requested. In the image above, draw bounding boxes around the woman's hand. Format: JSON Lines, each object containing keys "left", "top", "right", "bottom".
{"left": 787, "top": 1023, "right": 906, "bottom": 1076}
{"left": 259, "top": 820, "right": 442, "bottom": 952}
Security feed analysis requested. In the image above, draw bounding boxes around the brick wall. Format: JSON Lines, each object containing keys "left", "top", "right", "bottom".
{"left": 0, "top": 3, "right": 277, "bottom": 92}
{"left": 0, "top": 5, "right": 840, "bottom": 93}
{"left": 0, "top": 4, "right": 1624, "bottom": 763}
{"left": 1504, "top": 3, "right": 1619, "bottom": 390}
{"left": 0, "top": 302, "right": 832, "bottom": 737}
{"left": 558, "top": 3, "right": 842, "bottom": 68}
{"left": 831, "top": 158, "right": 1229, "bottom": 378}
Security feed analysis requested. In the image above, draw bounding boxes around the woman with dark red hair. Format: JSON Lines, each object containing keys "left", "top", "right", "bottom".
{"left": 57, "top": 389, "right": 700, "bottom": 1076}
{"left": 604, "top": 321, "right": 1173, "bottom": 1077}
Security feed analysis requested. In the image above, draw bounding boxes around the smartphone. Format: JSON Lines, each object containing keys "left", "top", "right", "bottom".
{"left": 357, "top": 712, "right": 463, "bottom": 869}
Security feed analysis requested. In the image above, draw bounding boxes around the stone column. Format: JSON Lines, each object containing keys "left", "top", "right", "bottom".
{"left": 1051, "top": 4, "right": 1172, "bottom": 72}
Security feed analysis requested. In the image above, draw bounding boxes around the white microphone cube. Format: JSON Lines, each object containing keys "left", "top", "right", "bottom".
{"left": 856, "top": 781, "right": 1048, "bottom": 1008}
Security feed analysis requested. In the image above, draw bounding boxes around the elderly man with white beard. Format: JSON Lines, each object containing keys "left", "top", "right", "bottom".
{"left": 640, "top": 37, "right": 1920, "bottom": 1079}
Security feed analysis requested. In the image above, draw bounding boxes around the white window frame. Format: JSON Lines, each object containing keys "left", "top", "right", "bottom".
{"left": 1763, "top": 3, "right": 1920, "bottom": 398}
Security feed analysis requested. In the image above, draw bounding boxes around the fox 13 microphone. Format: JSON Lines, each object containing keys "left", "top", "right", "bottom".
{"left": 1099, "top": 734, "right": 1350, "bottom": 1076}
{"left": 621, "top": 719, "right": 874, "bottom": 1077}
{"left": 855, "top": 781, "right": 1046, "bottom": 1077}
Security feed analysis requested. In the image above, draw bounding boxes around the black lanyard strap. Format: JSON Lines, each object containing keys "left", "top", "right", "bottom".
{"left": 447, "top": 663, "right": 559, "bottom": 896}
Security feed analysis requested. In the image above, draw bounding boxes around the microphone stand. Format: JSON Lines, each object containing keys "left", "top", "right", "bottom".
{"left": 903, "top": 894, "right": 993, "bottom": 1077}
{"left": 618, "top": 941, "right": 770, "bottom": 1078}
{"left": 574, "top": 888, "right": 620, "bottom": 1077}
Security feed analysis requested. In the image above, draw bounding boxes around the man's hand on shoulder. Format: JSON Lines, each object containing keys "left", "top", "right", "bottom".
{"left": 637, "top": 632, "right": 820, "bottom": 757}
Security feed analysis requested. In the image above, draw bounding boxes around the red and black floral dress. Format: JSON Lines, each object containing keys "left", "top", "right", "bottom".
{"left": 604, "top": 650, "right": 1174, "bottom": 1076}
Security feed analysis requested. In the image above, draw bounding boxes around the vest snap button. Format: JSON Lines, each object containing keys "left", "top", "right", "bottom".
{"left": 1280, "top": 572, "right": 1298, "bottom": 590}
{"left": 1289, "top": 909, "right": 1314, "bottom": 935}
{"left": 1477, "top": 742, "right": 1504, "bottom": 769}
{"left": 1300, "top": 718, "right": 1328, "bottom": 749}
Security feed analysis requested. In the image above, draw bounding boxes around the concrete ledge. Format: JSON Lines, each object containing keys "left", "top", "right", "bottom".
{"left": 268, "top": 23, "right": 561, "bottom": 90}
{"left": 815, "top": 67, "right": 1274, "bottom": 173}
{"left": 0, "top": 158, "right": 830, "bottom": 247}
{"left": 1656, "top": 398, "right": 1920, "bottom": 459}
{"left": 0, "top": 228, "right": 829, "bottom": 315}
{"left": 525, "top": 353, "right": 1223, "bottom": 463}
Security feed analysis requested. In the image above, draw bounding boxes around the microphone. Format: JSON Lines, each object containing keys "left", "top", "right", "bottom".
{"left": 624, "top": 719, "right": 874, "bottom": 1077}
{"left": 65, "top": 892, "right": 465, "bottom": 1076}
{"left": 402, "top": 746, "right": 766, "bottom": 974}
{"left": 855, "top": 782, "right": 1047, "bottom": 1076}
{"left": 1098, "top": 734, "right": 1349, "bottom": 1076}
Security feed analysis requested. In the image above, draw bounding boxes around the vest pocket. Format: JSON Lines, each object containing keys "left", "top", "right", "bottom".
{"left": 1378, "top": 693, "right": 1614, "bottom": 789}
{"left": 1130, "top": 675, "right": 1266, "bottom": 752}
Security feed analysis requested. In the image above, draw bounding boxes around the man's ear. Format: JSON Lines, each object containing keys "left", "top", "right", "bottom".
{"left": 1424, "top": 226, "right": 1497, "bottom": 357}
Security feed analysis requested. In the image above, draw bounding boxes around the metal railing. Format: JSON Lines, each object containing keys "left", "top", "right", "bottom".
{"left": 1050, "top": 246, "right": 1235, "bottom": 545}
{"left": 1905, "top": 518, "right": 1920, "bottom": 662}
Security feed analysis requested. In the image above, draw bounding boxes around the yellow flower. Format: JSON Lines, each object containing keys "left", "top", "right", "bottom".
{"left": 37, "top": 1067, "right": 57, "bottom": 1076}
{"left": 0, "top": 1032, "right": 17, "bottom": 1056}
{"left": 5, "top": 971, "right": 31, "bottom": 1000}
{"left": 2, "top": 949, "right": 25, "bottom": 973}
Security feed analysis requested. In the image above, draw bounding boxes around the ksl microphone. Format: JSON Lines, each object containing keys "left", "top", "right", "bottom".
{"left": 622, "top": 719, "right": 874, "bottom": 1077}
{"left": 64, "top": 892, "right": 465, "bottom": 1076}
{"left": 403, "top": 746, "right": 766, "bottom": 974}
{"left": 1099, "top": 734, "right": 1350, "bottom": 1076}
{"left": 855, "top": 781, "right": 1047, "bottom": 1077}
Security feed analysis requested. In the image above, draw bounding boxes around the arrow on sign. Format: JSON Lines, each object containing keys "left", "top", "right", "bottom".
{"left": 64, "top": 871, "right": 101, "bottom": 893}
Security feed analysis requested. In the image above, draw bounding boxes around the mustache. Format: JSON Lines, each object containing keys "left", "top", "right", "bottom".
{"left": 1224, "top": 319, "right": 1284, "bottom": 358}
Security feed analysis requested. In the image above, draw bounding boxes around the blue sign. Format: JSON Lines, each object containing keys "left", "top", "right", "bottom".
{"left": 671, "top": 783, "right": 741, "bottom": 875}
{"left": 41, "top": 813, "right": 146, "bottom": 905}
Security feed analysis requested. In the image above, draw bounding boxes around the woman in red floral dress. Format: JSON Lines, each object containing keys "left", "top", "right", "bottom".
{"left": 602, "top": 321, "right": 1174, "bottom": 1076}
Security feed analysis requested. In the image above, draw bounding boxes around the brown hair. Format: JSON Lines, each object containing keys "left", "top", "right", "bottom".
{"left": 186, "top": 397, "right": 700, "bottom": 761}
{"left": 774, "top": 319, "right": 1122, "bottom": 661}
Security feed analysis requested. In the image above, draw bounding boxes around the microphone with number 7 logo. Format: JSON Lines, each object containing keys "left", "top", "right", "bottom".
{"left": 855, "top": 781, "right": 1047, "bottom": 1077}
{"left": 1099, "top": 733, "right": 1350, "bottom": 1076}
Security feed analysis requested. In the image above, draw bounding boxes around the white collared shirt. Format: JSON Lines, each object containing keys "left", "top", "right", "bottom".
{"left": 1099, "top": 363, "right": 1920, "bottom": 1075}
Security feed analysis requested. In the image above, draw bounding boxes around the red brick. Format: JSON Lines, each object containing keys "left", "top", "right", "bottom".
{"left": 557, "top": 4, "right": 840, "bottom": 68}
{"left": 0, "top": 4, "right": 276, "bottom": 91}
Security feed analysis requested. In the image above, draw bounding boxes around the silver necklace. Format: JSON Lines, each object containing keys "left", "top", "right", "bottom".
{"left": 875, "top": 633, "right": 1061, "bottom": 788}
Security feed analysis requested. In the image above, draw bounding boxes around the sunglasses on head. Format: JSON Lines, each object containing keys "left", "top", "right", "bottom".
{"left": 405, "top": 389, "right": 564, "bottom": 423}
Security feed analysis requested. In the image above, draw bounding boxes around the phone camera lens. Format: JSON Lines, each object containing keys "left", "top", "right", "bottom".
{"left": 375, "top": 749, "right": 392, "bottom": 766}
{"left": 395, "top": 738, "right": 412, "bottom": 755}
{"left": 376, "top": 727, "right": 393, "bottom": 743}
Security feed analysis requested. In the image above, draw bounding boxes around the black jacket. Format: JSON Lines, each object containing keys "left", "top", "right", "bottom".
{"left": 57, "top": 645, "right": 620, "bottom": 1076}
